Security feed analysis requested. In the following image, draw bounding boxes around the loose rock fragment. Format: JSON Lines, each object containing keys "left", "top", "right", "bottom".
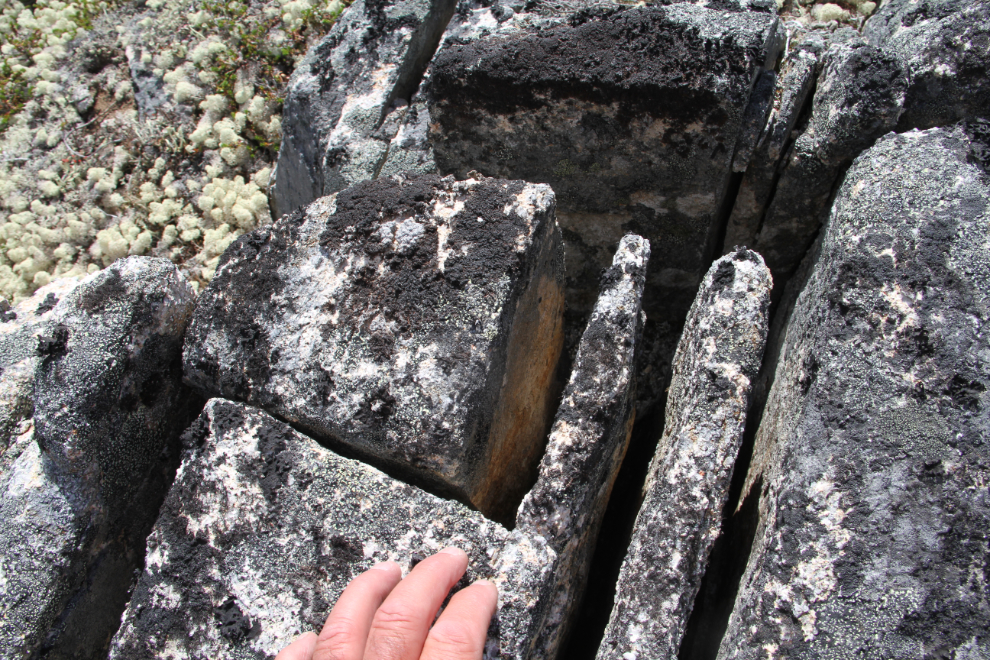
{"left": 184, "top": 174, "right": 565, "bottom": 521}
{"left": 270, "top": 0, "right": 458, "bottom": 218}
{"left": 596, "top": 248, "right": 771, "bottom": 660}
{"left": 0, "top": 257, "right": 199, "bottom": 659}
{"left": 108, "top": 398, "right": 512, "bottom": 660}
{"left": 864, "top": 0, "right": 990, "bottom": 131}
{"left": 516, "top": 234, "right": 650, "bottom": 659}
{"left": 720, "top": 126, "right": 990, "bottom": 659}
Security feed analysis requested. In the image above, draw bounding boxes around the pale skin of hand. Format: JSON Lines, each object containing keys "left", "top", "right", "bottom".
{"left": 274, "top": 547, "right": 498, "bottom": 660}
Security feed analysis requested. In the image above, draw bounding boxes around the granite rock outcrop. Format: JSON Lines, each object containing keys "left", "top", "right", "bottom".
{"left": 719, "top": 125, "right": 990, "bottom": 660}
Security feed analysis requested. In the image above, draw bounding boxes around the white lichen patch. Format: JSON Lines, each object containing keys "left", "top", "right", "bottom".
{"left": 0, "top": 0, "right": 350, "bottom": 302}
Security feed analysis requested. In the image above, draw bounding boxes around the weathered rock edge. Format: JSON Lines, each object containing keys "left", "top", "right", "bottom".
{"left": 596, "top": 248, "right": 772, "bottom": 660}
{"left": 720, "top": 126, "right": 990, "bottom": 659}
{"left": 185, "top": 174, "right": 564, "bottom": 522}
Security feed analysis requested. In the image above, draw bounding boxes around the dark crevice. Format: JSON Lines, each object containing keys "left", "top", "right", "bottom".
{"left": 677, "top": 476, "right": 763, "bottom": 660}
{"left": 675, "top": 204, "right": 828, "bottom": 660}
{"left": 378, "top": 0, "right": 459, "bottom": 127}
{"left": 559, "top": 404, "right": 666, "bottom": 660}
{"left": 710, "top": 170, "right": 745, "bottom": 258}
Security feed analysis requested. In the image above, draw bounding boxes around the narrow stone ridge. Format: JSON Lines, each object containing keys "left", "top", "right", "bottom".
{"left": 270, "top": 0, "right": 458, "bottom": 219}
{"left": 720, "top": 126, "right": 990, "bottom": 659}
{"left": 183, "top": 174, "right": 565, "bottom": 522}
{"left": 596, "top": 248, "right": 772, "bottom": 660}
{"left": 516, "top": 234, "right": 650, "bottom": 660}
{"left": 0, "top": 257, "right": 199, "bottom": 659}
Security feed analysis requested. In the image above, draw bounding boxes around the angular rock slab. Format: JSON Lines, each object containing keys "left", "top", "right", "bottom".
{"left": 864, "top": 0, "right": 990, "bottom": 131}
{"left": 184, "top": 174, "right": 565, "bottom": 522}
{"left": 720, "top": 127, "right": 990, "bottom": 659}
{"left": 516, "top": 234, "right": 650, "bottom": 659}
{"left": 270, "top": 0, "right": 457, "bottom": 219}
{"left": 596, "top": 248, "right": 771, "bottom": 660}
{"left": 108, "top": 398, "right": 522, "bottom": 659}
{"left": 427, "top": 4, "right": 780, "bottom": 317}
{"left": 0, "top": 257, "right": 198, "bottom": 659}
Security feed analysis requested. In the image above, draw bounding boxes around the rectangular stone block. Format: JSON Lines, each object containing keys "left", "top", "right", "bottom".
{"left": 184, "top": 174, "right": 565, "bottom": 521}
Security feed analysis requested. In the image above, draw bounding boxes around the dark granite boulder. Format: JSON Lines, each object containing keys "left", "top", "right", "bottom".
{"left": 719, "top": 126, "right": 990, "bottom": 659}
{"left": 427, "top": 4, "right": 780, "bottom": 319}
{"left": 184, "top": 174, "right": 565, "bottom": 522}
{"left": 0, "top": 257, "right": 199, "bottom": 659}
{"left": 864, "top": 0, "right": 990, "bottom": 131}
{"left": 270, "top": 0, "right": 458, "bottom": 219}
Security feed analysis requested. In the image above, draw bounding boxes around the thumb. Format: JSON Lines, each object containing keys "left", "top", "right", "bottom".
{"left": 276, "top": 631, "right": 318, "bottom": 660}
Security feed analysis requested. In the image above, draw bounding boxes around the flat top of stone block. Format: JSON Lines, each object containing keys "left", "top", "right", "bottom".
{"left": 429, "top": 5, "right": 776, "bottom": 122}
{"left": 184, "top": 174, "right": 560, "bottom": 505}
{"left": 110, "top": 398, "right": 508, "bottom": 659}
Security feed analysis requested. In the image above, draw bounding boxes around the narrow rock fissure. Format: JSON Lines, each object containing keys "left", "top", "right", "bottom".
{"left": 559, "top": 405, "right": 667, "bottom": 660}
{"left": 377, "top": 0, "right": 458, "bottom": 128}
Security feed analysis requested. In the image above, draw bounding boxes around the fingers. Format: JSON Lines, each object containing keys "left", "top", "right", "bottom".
{"left": 421, "top": 580, "right": 498, "bottom": 660}
{"left": 363, "top": 547, "right": 469, "bottom": 660}
{"left": 276, "top": 632, "right": 318, "bottom": 660}
{"left": 314, "top": 561, "right": 403, "bottom": 660}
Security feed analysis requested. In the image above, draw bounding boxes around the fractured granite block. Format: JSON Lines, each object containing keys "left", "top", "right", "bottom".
{"left": 719, "top": 126, "right": 990, "bottom": 659}
{"left": 596, "top": 248, "right": 771, "bottom": 660}
{"left": 516, "top": 234, "right": 650, "bottom": 659}
{"left": 270, "top": 0, "right": 458, "bottom": 219}
{"left": 427, "top": 3, "right": 780, "bottom": 317}
{"left": 722, "top": 33, "right": 827, "bottom": 254}
{"left": 0, "top": 257, "right": 199, "bottom": 659}
{"left": 184, "top": 174, "right": 565, "bottom": 522}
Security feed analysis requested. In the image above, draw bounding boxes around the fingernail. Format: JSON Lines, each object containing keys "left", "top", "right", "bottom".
{"left": 474, "top": 579, "right": 497, "bottom": 592}
{"left": 439, "top": 546, "right": 467, "bottom": 558}
{"left": 370, "top": 560, "right": 400, "bottom": 572}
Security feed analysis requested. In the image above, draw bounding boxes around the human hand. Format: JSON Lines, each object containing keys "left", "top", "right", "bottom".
{"left": 275, "top": 547, "right": 498, "bottom": 660}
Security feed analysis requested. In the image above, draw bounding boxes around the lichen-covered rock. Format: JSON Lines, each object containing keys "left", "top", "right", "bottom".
{"left": 108, "top": 398, "right": 514, "bottom": 660}
{"left": 427, "top": 4, "right": 780, "bottom": 319}
{"left": 722, "top": 33, "right": 827, "bottom": 254}
{"left": 864, "top": 0, "right": 990, "bottom": 131}
{"left": 751, "top": 32, "right": 907, "bottom": 279}
{"left": 0, "top": 257, "right": 199, "bottom": 659}
{"left": 184, "top": 174, "right": 564, "bottom": 521}
{"left": 516, "top": 234, "right": 650, "bottom": 659}
{"left": 270, "top": 0, "right": 458, "bottom": 219}
{"left": 596, "top": 248, "right": 771, "bottom": 660}
{"left": 719, "top": 126, "right": 990, "bottom": 659}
